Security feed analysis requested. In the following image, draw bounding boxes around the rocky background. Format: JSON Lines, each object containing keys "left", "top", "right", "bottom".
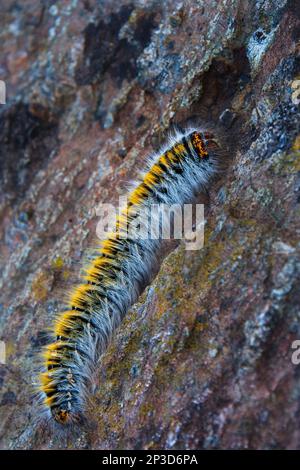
{"left": 0, "top": 0, "right": 299, "bottom": 449}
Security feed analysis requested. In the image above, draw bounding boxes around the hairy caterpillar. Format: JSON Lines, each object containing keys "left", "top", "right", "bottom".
{"left": 39, "top": 127, "right": 224, "bottom": 425}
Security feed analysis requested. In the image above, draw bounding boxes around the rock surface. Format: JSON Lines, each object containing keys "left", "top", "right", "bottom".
{"left": 0, "top": 0, "right": 299, "bottom": 449}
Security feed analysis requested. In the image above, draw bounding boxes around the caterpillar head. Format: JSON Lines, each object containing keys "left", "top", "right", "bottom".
{"left": 190, "top": 131, "right": 221, "bottom": 158}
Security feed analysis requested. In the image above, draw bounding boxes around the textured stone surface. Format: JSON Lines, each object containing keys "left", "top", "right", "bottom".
{"left": 0, "top": 0, "right": 299, "bottom": 449}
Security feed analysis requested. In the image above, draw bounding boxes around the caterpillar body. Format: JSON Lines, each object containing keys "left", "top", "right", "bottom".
{"left": 39, "top": 127, "right": 224, "bottom": 425}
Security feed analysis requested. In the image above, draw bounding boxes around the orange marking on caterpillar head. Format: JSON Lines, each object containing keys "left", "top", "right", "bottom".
{"left": 191, "top": 132, "right": 208, "bottom": 158}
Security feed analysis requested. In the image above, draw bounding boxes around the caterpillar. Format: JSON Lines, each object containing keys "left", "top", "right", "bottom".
{"left": 38, "top": 126, "right": 225, "bottom": 425}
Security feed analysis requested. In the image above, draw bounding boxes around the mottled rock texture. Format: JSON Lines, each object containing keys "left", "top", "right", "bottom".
{"left": 0, "top": 0, "right": 299, "bottom": 449}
